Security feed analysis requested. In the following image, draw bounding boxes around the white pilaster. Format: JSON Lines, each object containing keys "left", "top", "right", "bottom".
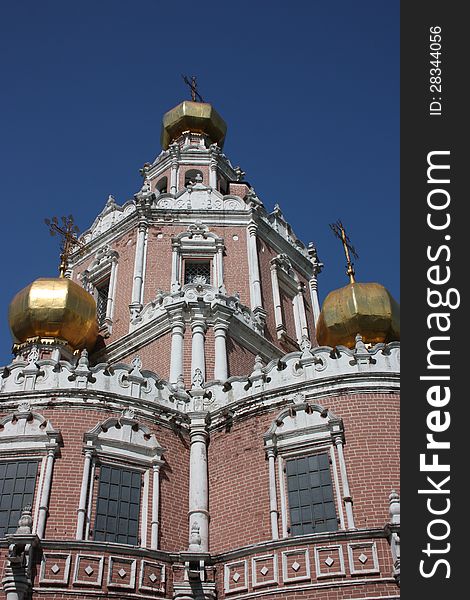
{"left": 191, "top": 317, "right": 206, "bottom": 382}
{"left": 270, "top": 262, "right": 283, "bottom": 334}
{"left": 215, "top": 240, "right": 225, "bottom": 290}
{"left": 105, "top": 258, "right": 118, "bottom": 324}
{"left": 169, "top": 313, "right": 185, "bottom": 384}
{"left": 169, "top": 143, "right": 179, "bottom": 194}
{"left": 171, "top": 240, "right": 180, "bottom": 291}
{"left": 151, "top": 462, "right": 163, "bottom": 550}
{"left": 267, "top": 448, "right": 279, "bottom": 540}
{"left": 129, "top": 220, "right": 148, "bottom": 319}
{"left": 334, "top": 436, "right": 356, "bottom": 529}
{"left": 247, "top": 221, "right": 264, "bottom": 312}
{"left": 213, "top": 321, "right": 229, "bottom": 381}
{"left": 76, "top": 447, "right": 94, "bottom": 540}
{"left": 188, "top": 413, "right": 210, "bottom": 552}
{"left": 36, "top": 446, "right": 56, "bottom": 539}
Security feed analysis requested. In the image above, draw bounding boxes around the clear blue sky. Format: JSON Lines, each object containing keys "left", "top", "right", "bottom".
{"left": 0, "top": 0, "right": 399, "bottom": 365}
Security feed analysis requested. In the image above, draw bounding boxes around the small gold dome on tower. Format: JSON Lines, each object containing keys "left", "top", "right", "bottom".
{"left": 8, "top": 277, "right": 99, "bottom": 352}
{"left": 315, "top": 282, "right": 400, "bottom": 348}
{"left": 161, "top": 100, "right": 227, "bottom": 149}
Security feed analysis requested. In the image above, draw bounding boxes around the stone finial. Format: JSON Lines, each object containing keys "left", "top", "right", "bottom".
{"left": 27, "top": 346, "right": 40, "bottom": 365}
{"left": 354, "top": 333, "right": 368, "bottom": 353}
{"left": 106, "top": 194, "right": 116, "bottom": 208}
{"left": 300, "top": 335, "right": 312, "bottom": 358}
{"left": 15, "top": 505, "right": 33, "bottom": 535}
{"left": 253, "top": 355, "right": 265, "bottom": 373}
{"left": 192, "top": 368, "right": 204, "bottom": 389}
{"left": 389, "top": 490, "right": 400, "bottom": 524}
{"left": 131, "top": 356, "right": 143, "bottom": 372}
{"left": 78, "top": 349, "right": 89, "bottom": 367}
{"left": 176, "top": 373, "right": 185, "bottom": 391}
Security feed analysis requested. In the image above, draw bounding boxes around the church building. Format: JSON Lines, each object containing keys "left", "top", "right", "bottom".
{"left": 0, "top": 95, "right": 400, "bottom": 600}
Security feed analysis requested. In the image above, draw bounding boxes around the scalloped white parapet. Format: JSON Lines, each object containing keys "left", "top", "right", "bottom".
{"left": 0, "top": 343, "right": 399, "bottom": 415}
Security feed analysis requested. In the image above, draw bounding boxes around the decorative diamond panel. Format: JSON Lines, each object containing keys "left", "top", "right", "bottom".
{"left": 224, "top": 560, "right": 247, "bottom": 594}
{"left": 348, "top": 543, "right": 380, "bottom": 575}
{"left": 39, "top": 553, "right": 71, "bottom": 585}
{"left": 108, "top": 556, "right": 136, "bottom": 590}
{"left": 252, "top": 554, "right": 278, "bottom": 588}
{"left": 281, "top": 549, "right": 310, "bottom": 583}
{"left": 73, "top": 555, "right": 104, "bottom": 587}
{"left": 314, "top": 545, "right": 346, "bottom": 579}
{"left": 139, "top": 561, "right": 166, "bottom": 594}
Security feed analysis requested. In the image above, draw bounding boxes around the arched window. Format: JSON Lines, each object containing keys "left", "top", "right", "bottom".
{"left": 0, "top": 404, "right": 61, "bottom": 539}
{"left": 156, "top": 176, "right": 168, "bottom": 194}
{"left": 264, "top": 399, "right": 354, "bottom": 540}
{"left": 184, "top": 169, "right": 203, "bottom": 187}
{"left": 76, "top": 412, "right": 164, "bottom": 549}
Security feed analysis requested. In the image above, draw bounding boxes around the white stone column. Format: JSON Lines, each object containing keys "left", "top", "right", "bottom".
{"left": 129, "top": 220, "right": 148, "bottom": 319}
{"left": 267, "top": 448, "right": 279, "bottom": 540}
{"left": 169, "top": 143, "right": 179, "bottom": 194}
{"left": 215, "top": 241, "right": 225, "bottom": 290}
{"left": 169, "top": 313, "right": 185, "bottom": 384}
{"left": 191, "top": 317, "right": 206, "bottom": 382}
{"left": 213, "top": 320, "right": 229, "bottom": 381}
{"left": 296, "top": 284, "right": 309, "bottom": 339}
{"left": 105, "top": 258, "right": 118, "bottom": 323}
{"left": 270, "top": 262, "right": 283, "bottom": 334}
{"left": 188, "top": 413, "right": 210, "bottom": 552}
{"left": 171, "top": 240, "right": 180, "bottom": 291}
{"left": 151, "top": 462, "right": 163, "bottom": 550}
{"left": 209, "top": 161, "right": 217, "bottom": 189}
{"left": 334, "top": 436, "right": 356, "bottom": 529}
{"left": 247, "top": 221, "right": 264, "bottom": 313}
{"left": 37, "top": 446, "right": 56, "bottom": 539}
{"left": 76, "top": 448, "right": 94, "bottom": 540}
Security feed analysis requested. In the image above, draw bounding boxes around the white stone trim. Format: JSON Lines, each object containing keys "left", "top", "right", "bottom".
{"left": 314, "top": 544, "right": 346, "bottom": 578}
{"left": 347, "top": 542, "right": 380, "bottom": 575}
{"left": 281, "top": 548, "right": 310, "bottom": 583}
{"left": 251, "top": 553, "right": 278, "bottom": 588}
{"left": 224, "top": 559, "right": 248, "bottom": 594}
{"left": 107, "top": 556, "right": 137, "bottom": 589}
{"left": 139, "top": 560, "right": 166, "bottom": 593}
{"left": 39, "top": 552, "right": 72, "bottom": 585}
{"left": 141, "top": 469, "right": 150, "bottom": 548}
{"left": 72, "top": 554, "right": 104, "bottom": 587}
{"left": 265, "top": 405, "right": 352, "bottom": 538}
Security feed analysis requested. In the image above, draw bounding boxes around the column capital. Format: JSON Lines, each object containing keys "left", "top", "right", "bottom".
{"left": 190, "top": 317, "right": 207, "bottom": 333}
{"left": 247, "top": 220, "right": 259, "bottom": 236}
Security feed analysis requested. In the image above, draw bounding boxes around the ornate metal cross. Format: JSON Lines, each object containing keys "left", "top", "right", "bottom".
{"left": 182, "top": 74, "right": 205, "bottom": 102}
{"left": 329, "top": 220, "right": 359, "bottom": 283}
{"left": 44, "top": 215, "right": 83, "bottom": 277}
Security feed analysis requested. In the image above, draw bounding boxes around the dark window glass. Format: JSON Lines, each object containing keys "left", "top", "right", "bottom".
{"left": 94, "top": 465, "right": 141, "bottom": 545}
{"left": 96, "top": 279, "right": 110, "bottom": 325}
{"left": 286, "top": 453, "right": 338, "bottom": 536}
{"left": 184, "top": 261, "right": 211, "bottom": 285}
{"left": 0, "top": 461, "right": 38, "bottom": 538}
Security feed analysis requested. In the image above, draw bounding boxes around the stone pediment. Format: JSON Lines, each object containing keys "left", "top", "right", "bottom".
{"left": 80, "top": 196, "right": 136, "bottom": 243}
{"left": 155, "top": 184, "right": 247, "bottom": 211}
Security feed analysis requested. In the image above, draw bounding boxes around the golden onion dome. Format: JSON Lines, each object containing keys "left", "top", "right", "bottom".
{"left": 315, "top": 282, "right": 400, "bottom": 348}
{"left": 161, "top": 100, "right": 227, "bottom": 149}
{"left": 8, "top": 277, "right": 99, "bottom": 352}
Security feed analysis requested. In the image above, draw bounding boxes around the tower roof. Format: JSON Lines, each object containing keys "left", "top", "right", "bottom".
{"left": 160, "top": 100, "right": 227, "bottom": 149}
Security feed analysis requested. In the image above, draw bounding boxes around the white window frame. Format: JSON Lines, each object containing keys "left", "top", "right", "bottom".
{"left": 264, "top": 402, "right": 355, "bottom": 540}
{"left": 270, "top": 254, "right": 308, "bottom": 345}
{"left": 80, "top": 245, "right": 119, "bottom": 335}
{"left": 76, "top": 413, "right": 164, "bottom": 550}
{"left": 0, "top": 403, "right": 61, "bottom": 539}
{"left": 171, "top": 223, "right": 225, "bottom": 292}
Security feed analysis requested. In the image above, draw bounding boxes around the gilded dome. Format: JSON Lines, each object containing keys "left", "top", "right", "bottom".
{"left": 8, "top": 277, "right": 99, "bottom": 352}
{"left": 161, "top": 100, "right": 227, "bottom": 149}
{"left": 316, "top": 282, "right": 400, "bottom": 348}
